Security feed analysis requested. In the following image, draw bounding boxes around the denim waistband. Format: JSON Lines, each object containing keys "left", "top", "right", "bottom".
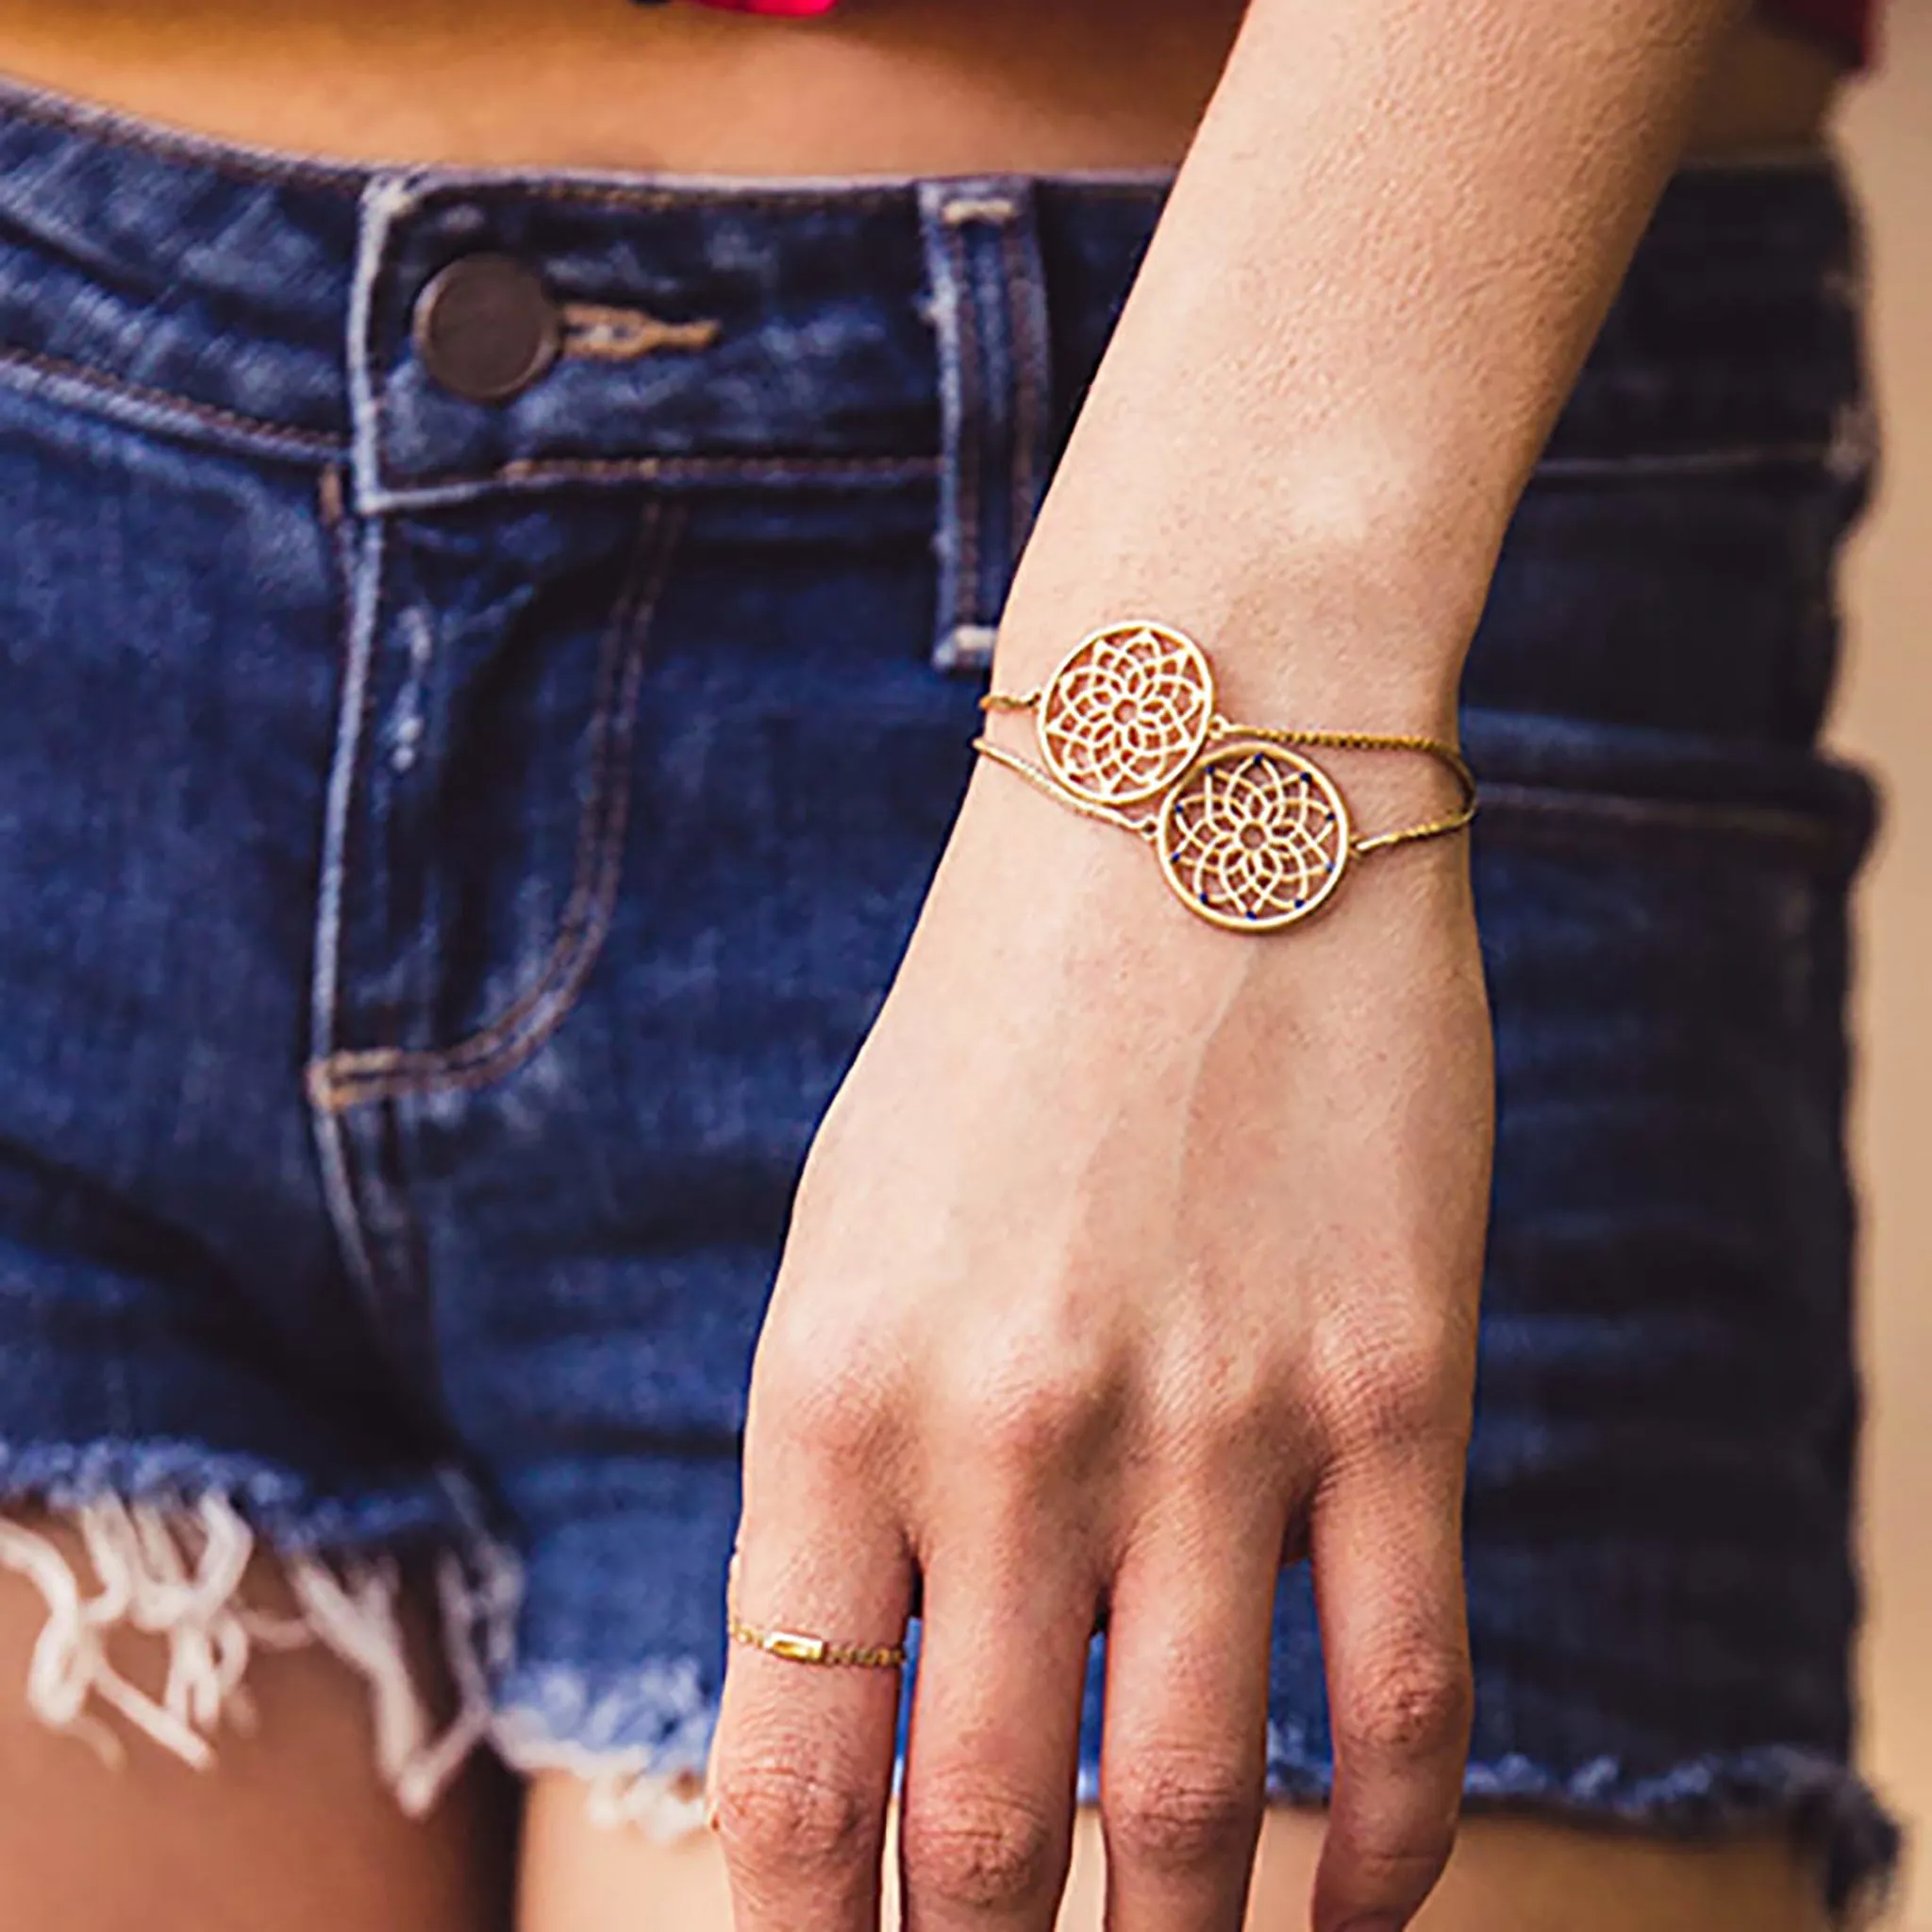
{"left": 0, "top": 75, "right": 1871, "bottom": 675}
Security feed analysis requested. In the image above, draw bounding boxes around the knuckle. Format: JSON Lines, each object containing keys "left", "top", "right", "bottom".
{"left": 900, "top": 1782, "right": 1059, "bottom": 1911}
{"left": 955, "top": 1368, "right": 1114, "bottom": 1479}
{"left": 710, "top": 1751, "right": 879, "bottom": 1873}
{"left": 1316, "top": 1324, "right": 1458, "bottom": 1457}
{"left": 1105, "top": 1753, "right": 1261, "bottom": 1874}
{"left": 751, "top": 1337, "right": 895, "bottom": 1471}
{"left": 1185, "top": 1379, "right": 1294, "bottom": 1471}
{"left": 1338, "top": 1650, "right": 1473, "bottom": 1762}
{"left": 1339, "top": 1829, "right": 1457, "bottom": 1903}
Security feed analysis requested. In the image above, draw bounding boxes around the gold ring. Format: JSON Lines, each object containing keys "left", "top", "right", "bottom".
{"left": 726, "top": 1607, "right": 908, "bottom": 1671}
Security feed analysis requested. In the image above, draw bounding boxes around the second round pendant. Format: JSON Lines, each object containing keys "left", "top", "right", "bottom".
{"left": 1155, "top": 741, "right": 1351, "bottom": 931}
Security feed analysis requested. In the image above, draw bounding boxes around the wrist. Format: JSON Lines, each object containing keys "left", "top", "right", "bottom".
{"left": 993, "top": 465, "right": 1496, "bottom": 739}
{"left": 965, "top": 618, "right": 1476, "bottom": 940}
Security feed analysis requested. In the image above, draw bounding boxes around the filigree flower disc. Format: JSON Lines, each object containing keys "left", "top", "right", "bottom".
{"left": 1037, "top": 623, "right": 1215, "bottom": 808}
{"left": 1156, "top": 742, "right": 1351, "bottom": 931}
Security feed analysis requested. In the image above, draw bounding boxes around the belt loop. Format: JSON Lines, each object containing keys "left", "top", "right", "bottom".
{"left": 347, "top": 172, "right": 425, "bottom": 517}
{"left": 918, "top": 177, "right": 1055, "bottom": 675}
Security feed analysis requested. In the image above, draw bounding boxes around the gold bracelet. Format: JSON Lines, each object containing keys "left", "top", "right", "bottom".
{"left": 974, "top": 621, "right": 1477, "bottom": 933}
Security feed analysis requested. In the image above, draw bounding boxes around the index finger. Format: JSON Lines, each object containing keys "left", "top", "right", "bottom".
{"left": 708, "top": 1411, "right": 915, "bottom": 1932}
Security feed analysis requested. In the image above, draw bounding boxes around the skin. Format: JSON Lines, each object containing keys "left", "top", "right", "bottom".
{"left": 0, "top": 1513, "right": 517, "bottom": 1932}
{"left": 0, "top": 0, "right": 1842, "bottom": 169}
{"left": 0, "top": 4, "right": 1848, "bottom": 1930}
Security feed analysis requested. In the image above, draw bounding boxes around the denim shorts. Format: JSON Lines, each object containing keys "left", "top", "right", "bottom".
{"left": 0, "top": 74, "right": 1898, "bottom": 1915}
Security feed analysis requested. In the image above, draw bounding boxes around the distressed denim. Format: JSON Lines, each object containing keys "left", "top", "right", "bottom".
{"left": 0, "top": 74, "right": 1897, "bottom": 1914}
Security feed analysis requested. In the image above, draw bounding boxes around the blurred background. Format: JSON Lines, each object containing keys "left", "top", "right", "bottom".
{"left": 1829, "top": 1, "right": 1929, "bottom": 1922}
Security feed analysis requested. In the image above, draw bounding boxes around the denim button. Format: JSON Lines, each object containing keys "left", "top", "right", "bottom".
{"left": 412, "top": 255, "right": 560, "bottom": 403}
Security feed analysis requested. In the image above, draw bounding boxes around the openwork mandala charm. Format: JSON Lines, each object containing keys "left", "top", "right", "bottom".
{"left": 1037, "top": 622, "right": 1215, "bottom": 807}
{"left": 1158, "top": 741, "right": 1351, "bottom": 931}
{"left": 975, "top": 620, "right": 1477, "bottom": 935}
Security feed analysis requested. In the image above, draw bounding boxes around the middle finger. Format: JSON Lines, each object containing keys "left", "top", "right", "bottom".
{"left": 898, "top": 1513, "right": 1099, "bottom": 1932}
{"left": 1096, "top": 1481, "right": 1288, "bottom": 1932}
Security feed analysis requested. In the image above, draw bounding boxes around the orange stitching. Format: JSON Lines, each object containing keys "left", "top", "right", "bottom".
{"left": 559, "top": 303, "right": 723, "bottom": 360}
{"left": 316, "top": 465, "right": 346, "bottom": 531}
{"left": 474, "top": 177, "right": 908, "bottom": 214}
{"left": 0, "top": 339, "right": 940, "bottom": 491}
{"left": 0, "top": 342, "right": 343, "bottom": 455}
{"left": 307, "top": 500, "right": 686, "bottom": 1111}
{"left": 487, "top": 453, "right": 939, "bottom": 487}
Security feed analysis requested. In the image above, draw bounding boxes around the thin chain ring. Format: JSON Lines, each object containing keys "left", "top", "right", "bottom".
{"left": 724, "top": 1555, "right": 908, "bottom": 1670}
{"left": 725, "top": 1607, "right": 908, "bottom": 1670}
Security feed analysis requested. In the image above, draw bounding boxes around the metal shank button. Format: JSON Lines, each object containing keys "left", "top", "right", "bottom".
{"left": 412, "top": 254, "right": 560, "bottom": 404}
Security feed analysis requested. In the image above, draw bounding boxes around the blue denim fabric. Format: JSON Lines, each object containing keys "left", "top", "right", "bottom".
{"left": 0, "top": 75, "right": 1897, "bottom": 1914}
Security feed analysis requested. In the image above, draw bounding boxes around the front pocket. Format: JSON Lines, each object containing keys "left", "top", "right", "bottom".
{"left": 307, "top": 494, "right": 688, "bottom": 1112}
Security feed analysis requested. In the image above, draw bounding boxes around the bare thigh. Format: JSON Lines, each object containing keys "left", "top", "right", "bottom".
{"left": 0, "top": 1511, "right": 516, "bottom": 1932}
{"left": 519, "top": 1779, "right": 1828, "bottom": 1932}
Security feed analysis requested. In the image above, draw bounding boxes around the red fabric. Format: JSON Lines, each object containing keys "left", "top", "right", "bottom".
{"left": 685, "top": 0, "right": 1875, "bottom": 66}
{"left": 1764, "top": 0, "right": 1874, "bottom": 63}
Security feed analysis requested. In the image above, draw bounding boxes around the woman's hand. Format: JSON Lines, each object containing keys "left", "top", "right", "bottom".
{"left": 709, "top": 749, "right": 1492, "bottom": 1932}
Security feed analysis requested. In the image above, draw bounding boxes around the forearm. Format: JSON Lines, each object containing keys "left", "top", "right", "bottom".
{"left": 1001, "top": 0, "right": 1745, "bottom": 724}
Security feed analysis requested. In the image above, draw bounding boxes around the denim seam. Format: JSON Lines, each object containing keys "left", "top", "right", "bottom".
{"left": 1532, "top": 444, "right": 1841, "bottom": 481}
{"left": 491, "top": 452, "right": 941, "bottom": 484}
{"left": 308, "top": 507, "right": 393, "bottom": 1323}
{"left": 362, "top": 454, "right": 941, "bottom": 513}
{"left": 948, "top": 212, "right": 984, "bottom": 647}
{"left": 306, "top": 498, "right": 685, "bottom": 1109}
{"left": 1001, "top": 209, "right": 1047, "bottom": 562}
{"left": 918, "top": 179, "right": 1051, "bottom": 674}
{"left": 349, "top": 174, "right": 417, "bottom": 516}
{"left": 922, "top": 181, "right": 1006, "bottom": 673}
{"left": 408, "top": 174, "right": 912, "bottom": 214}
{"left": 0, "top": 329, "right": 1840, "bottom": 489}
{"left": 0, "top": 342, "right": 344, "bottom": 462}
{"left": 1476, "top": 780, "right": 1863, "bottom": 856}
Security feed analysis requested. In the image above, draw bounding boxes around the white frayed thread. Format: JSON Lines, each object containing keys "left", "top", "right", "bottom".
{"left": 490, "top": 1741, "right": 708, "bottom": 1841}
{"left": 285, "top": 1529, "right": 522, "bottom": 1817}
{"left": 491, "top": 1655, "right": 717, "bottom": 1842}
{"left": 0, "top": 1496, "right": 520, "bottom": 1819}
{"left": 586, "top": 1765, "right": 710, "bottom": 1840}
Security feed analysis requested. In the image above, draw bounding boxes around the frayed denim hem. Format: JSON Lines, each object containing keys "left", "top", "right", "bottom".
{"left": 0, "top": 1438, "right": 470, "bottom": 1551}
{"left": 1254, "top": 1727, "right": 1901, "bottom": 1931}
{"left": 0, "top": 1438, "right": 523, "bottom": 1819}
{"left": 487, "top": 1663, "right": 1900, "bottom": 1930}
{"left": 491, "top": 1658, "right": 717, "bottom": 1837}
